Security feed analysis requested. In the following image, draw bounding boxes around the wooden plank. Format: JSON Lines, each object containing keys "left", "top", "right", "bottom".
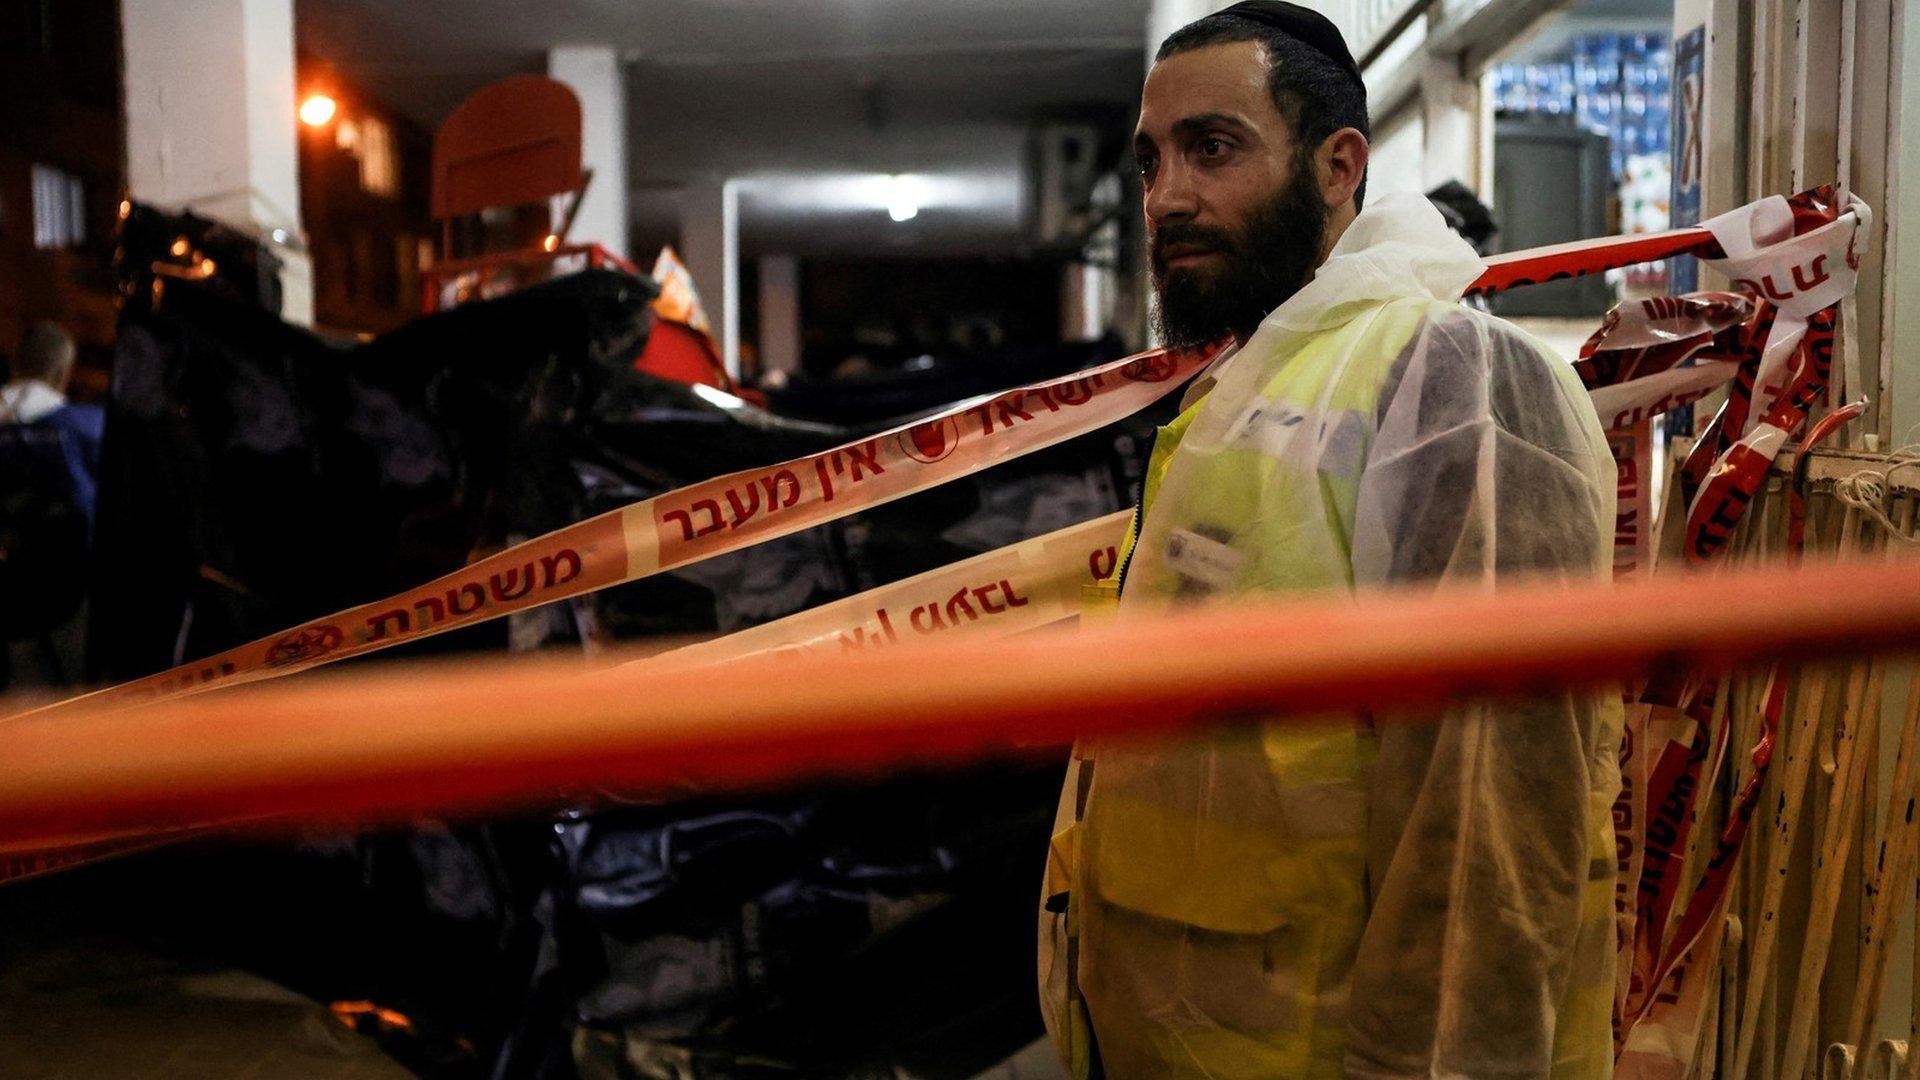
{"left": 1796, "top": 447, "right": 1920, "bottom": 494}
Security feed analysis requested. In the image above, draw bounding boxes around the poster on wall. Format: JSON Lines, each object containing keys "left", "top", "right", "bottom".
{"left": 1668, "top": 26, "right": 1706, "bottom": 289}
{"left": 1664, "top": 24, "right": 1707, "bottom": 440}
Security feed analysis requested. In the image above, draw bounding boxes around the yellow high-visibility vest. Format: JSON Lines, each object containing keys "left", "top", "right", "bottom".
{"left": 1040, "top": 195, "right": 1619, "bottom": 1080}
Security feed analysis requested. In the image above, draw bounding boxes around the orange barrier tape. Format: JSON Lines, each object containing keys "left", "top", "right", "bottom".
{"left": 17, "top": 344, "right": 1222, "bottom": 721}
{"left": 1, "top": 554, "right": 1917, "bottom": 852}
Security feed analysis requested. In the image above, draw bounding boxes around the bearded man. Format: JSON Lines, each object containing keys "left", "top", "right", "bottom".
{"left": 1039, "top": 4, "right": 1621, "bottom": 1078}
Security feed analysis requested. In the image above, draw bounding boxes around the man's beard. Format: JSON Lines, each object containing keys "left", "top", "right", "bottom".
{"left": 1149, "top": 159, "right": 1330, "bottom": 348}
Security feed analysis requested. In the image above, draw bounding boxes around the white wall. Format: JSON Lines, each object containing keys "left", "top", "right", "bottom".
{"left": 1146, "top": 0, "right": 1233, "bottom": 58}
{"left": 1367, "top": 106, "right": 1428, "bottom": 197}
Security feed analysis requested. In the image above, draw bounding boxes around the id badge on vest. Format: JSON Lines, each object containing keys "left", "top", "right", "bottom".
{"left": 1165, "top": 527, "right": 1246, "bottom": 599}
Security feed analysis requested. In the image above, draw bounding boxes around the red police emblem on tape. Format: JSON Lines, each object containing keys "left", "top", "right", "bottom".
{"left": 265, "top": 625, "right": 344, "bottom": 667}
{"left": 898, "top": 416, "right": 961, "bottom": 463}
{"left": 1121, "top": 352, "right": 1180, "bottom": 383}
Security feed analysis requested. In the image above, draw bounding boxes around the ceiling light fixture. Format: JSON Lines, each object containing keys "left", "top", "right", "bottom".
{"left": 299, "top": 93, "right": 338, "bottom": 127}
{"left": 885, "top": 174, "right": 921, "bottom": 223}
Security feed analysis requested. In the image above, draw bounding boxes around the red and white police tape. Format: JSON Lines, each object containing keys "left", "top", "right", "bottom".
{"left": 1611, "top": 188, "right": 1870, "bottom": 1078}
{"left": 0, "top": 188, "right": 1879, "bottom": 1076}
{"left": 10, "top": 187, "right": 1859, "bottom": 724}
{"left": 654, "top": 511, "right": 1132, "bottom": 666}
{"left": 16, "top": 345, "right": 1223, "bottom": 719}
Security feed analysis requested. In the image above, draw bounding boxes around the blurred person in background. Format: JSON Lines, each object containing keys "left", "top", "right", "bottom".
{"left": 0, "top": 320, "right": 103, "bottom": 690}
{"left": 1039, "top": 4, "right": 1619, "bottom": 1078}
{"left": 3, "top": 322, "right": 79, "bottom": 419}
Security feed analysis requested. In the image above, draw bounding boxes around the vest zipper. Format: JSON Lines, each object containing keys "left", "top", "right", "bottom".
{"left": 1112, "top": 426, "right": 1158, "bottom": 597}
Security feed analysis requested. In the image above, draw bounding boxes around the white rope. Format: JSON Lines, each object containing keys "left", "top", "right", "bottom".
{"left": 1829, "top": 431, "right": 1920, "bottom": 543}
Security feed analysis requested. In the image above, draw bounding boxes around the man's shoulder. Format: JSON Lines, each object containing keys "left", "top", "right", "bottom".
{"left": 1377, "top": 296, "right": 1555, "bottom": 350}
{"left": 1362, "top": 298, "right": 1568, "bottom": 382}
{"left": 1358, "top": 298, "right": 1601, "bottom": 447}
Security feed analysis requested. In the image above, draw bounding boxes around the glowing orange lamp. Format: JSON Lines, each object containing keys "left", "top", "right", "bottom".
{"left": 299, "top": 93, "right": 337, "bottom": 127}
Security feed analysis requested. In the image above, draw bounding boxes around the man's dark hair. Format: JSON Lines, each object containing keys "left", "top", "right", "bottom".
{"left": 1156, "top": 12, "right": 1371, "bottom": 209}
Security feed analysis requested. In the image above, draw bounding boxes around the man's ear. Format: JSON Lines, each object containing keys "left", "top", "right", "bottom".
{"left": 1318, "top": 127, "right": 1369, "bottom": 209}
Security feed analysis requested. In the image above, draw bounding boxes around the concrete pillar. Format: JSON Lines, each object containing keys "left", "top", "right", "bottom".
{"left": 546, "top": 45, "right": 629, "bottom": 261}
{"left": 1420, "top": 54, "right": 1482, "bottom": 195}
{"left": 680, "top": 179, "right": 740, "bottom": 380}
{"left": 1879, "top": 7, "right": 1920, "bottom": 1041}
{"left": 1062, "top": 262, "right": 1098, "bottom": 343}
{"left": 1062, "top": 249, "right": 1120, "bottom": 343}
{"left": 757, "top": 254, "right": 801, "bottom": 382}
{"left": 1896, "top": 0, "right": 1920, "bottom": 445}
{"left": 122, "top": 0, "right": 312, "bottom": 323}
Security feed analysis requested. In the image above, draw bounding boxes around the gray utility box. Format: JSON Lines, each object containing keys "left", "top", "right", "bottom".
{"left": 1490, "top": 118, "right": 1615, "bottom": 318}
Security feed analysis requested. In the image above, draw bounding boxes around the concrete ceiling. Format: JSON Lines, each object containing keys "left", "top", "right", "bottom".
{"left": 296, "top": 0, "right": 1152, "bottom": 257}
{"left": 1498, "top": 0, "right": 1676, "bottom": 65}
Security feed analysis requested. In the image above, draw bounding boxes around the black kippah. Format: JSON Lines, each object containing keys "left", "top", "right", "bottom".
{"left": 1213, "top": 1, "right": 1365, "bottom": 93}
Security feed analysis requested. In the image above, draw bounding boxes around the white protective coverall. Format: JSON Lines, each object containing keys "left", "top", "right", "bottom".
{"left": 1040, "top": 193, "right": 1622, "bottom": 1079}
